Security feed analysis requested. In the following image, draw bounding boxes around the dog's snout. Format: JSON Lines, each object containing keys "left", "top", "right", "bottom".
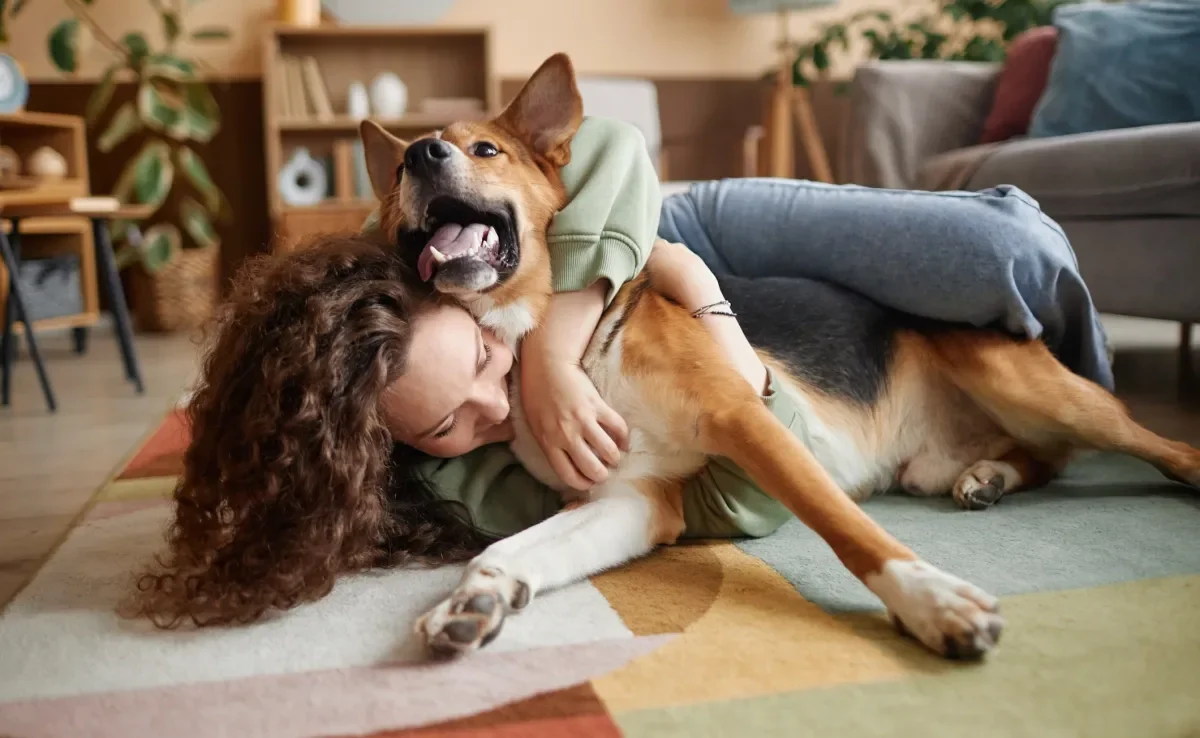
{"left": 405, "top": 138, "right": 453, "bottom": 177}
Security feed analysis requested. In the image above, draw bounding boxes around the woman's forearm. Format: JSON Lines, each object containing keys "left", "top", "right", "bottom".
{"left": 696, "top": 311, "right": 769, "bottom": 395}
{"left": 521, "top": 280, "right": 609, "bottom": 364}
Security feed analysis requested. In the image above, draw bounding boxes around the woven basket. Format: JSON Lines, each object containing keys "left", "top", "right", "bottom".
{"left": 129, "top": 246, "right": 218, "bottom": 333}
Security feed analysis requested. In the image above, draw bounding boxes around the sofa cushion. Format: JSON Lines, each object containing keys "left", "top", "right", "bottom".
{"left": 1028, "top": 0, "right": 1200, "bottom": 139}
{"left": 979, "top": 26, "right": 1058, "bottom": 144}
{"left": 964, "top": 121, "right": 1200, "bottom": 219}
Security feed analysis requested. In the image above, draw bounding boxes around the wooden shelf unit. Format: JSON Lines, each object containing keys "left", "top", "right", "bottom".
{"left": 0, "top": 112, "right": 99, "bottom": 334}
{"left": 262, "top": 24, "right": 497, "bottom": 251}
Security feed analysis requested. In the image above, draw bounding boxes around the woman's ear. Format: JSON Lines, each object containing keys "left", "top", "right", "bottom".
{"left": 360, "top": 119, "right": 409, "bottom": 201}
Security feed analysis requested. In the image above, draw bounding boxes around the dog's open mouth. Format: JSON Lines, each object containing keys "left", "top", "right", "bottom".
{"left": 415, "top": 196, "right": 517, "bottom": 285}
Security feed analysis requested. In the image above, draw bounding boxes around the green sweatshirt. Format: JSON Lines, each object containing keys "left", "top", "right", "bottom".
{"left": 364, "top": 116, "right": 796, "bottom": 539}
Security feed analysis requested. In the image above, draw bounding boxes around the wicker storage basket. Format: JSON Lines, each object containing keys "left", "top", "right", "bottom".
{"left": 129, "top": 246, "right": 218, "bottom": 333}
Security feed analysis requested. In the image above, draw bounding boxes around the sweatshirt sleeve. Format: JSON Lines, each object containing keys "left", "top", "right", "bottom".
{"left": 546, "top": 117, "right": 663, "bottom": 306}
{"left": 679, "top": 367, "right": 798, "bottom": 538}
{"left": 416, "top": 445, "right": 564, "bottom": 539}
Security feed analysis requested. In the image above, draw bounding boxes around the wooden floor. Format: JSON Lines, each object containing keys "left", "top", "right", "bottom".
{"left": 0, "top": 319, "right": 1196, "bottom": 608}
{"left": 0, "top": 324, "right": 199, "bottom": 606}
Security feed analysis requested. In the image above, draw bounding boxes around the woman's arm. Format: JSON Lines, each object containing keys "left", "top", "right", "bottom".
{"left": 646, "top": 239, "right": 768, "bottom": 394}
{"left": 520, "top": 281, "right": 630, "bottom": 492}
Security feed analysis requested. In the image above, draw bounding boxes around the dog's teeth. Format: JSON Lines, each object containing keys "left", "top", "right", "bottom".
{"left": 485, "top": 228, "right": 499, "bottom": 248}
{"left": 429, "top": 247, "right": 447, "bottom": 264}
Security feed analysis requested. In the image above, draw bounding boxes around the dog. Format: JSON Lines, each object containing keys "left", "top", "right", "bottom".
{"left": 359, "top": 53, "right": 1200, "bottom": 661}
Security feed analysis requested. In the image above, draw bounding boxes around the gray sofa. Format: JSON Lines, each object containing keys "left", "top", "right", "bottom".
{"left": 840, "top": 60, "right": 1200, "bottom": 353}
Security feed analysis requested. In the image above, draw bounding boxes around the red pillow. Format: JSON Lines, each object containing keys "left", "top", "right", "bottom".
{"left": 979, "top": 26, "right": 1059, "bottom": 144}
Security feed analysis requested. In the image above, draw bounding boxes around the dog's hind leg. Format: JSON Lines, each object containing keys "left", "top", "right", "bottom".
{"left": 930, "top": 332, "right": 1200, "bottom": 489}
{"left": 415, "top": 479, "right": 684, "bottom": 657}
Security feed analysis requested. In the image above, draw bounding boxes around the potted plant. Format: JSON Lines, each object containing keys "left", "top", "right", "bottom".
{"left": 5, "top": 0, "right": 232, "bottom": 332}
{"left": 791, "top": 0, "right": 1075, "bottom": 86}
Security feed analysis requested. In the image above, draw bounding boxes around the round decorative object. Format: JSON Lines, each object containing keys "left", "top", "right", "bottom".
{"left": 278, "top": 147, "right": 328, "bottom": 207}
{"left": 0, "top": 54, "right": 29, "bottom": 114}
{"left": 369, "top": 72, "right": 407, "bottom": 118}
{"left": 347, "top": 81, "right": 370, "bottom": 120}
{"left": 321, "top": 0, "right": 453, "bottom": 24}
{"left": 27, "top": 146, "right": 68, "bottom": 180}
{"left": 0, "top": 146, "right": 21, "bottom": 179}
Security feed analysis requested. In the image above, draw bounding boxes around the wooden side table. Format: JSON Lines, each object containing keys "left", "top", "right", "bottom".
{"left": 1, "top": 197, "right": 151, "bottom": 411}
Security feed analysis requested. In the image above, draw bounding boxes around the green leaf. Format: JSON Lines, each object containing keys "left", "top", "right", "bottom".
{"left": 48, "top": 18, "right": 80, "bottom": 74}
{"left": 145, "top": 53, "right": 196, "bottom": 81}
{"left": 176, "top": 146, "right": 222, "bottom": 214}
{"left": 811, "top": 41, "right": 829, "bottom": 72}
{"left": 181, "top": 196, "right": 219, "bottom": 249}
{"left": 162, "top": 11, "right": 181, "bottom": 43}
{"left": 86, "top": 63, "right": 123, "bottom": 125}
{"left": 181, "top": 82, "right": 220, "bottom": 142}
{"left": 139, "top": 223, "right": 182, "bottom": 273}
{"left": 114, "top": 140, "right": 174, "bottom": 209}
{"left": 122, "top": 31, "right": 150, "bottom": 66}
{"left": 0, "top": 1, "right": 8, "bottom": 46}
{"left": 190, "top": 27, "right": 231, "bottom": 41}
{"left": 97, "top": 102, "right": 142, "bottom": 153}
{"left": 137, "top": 80, "right": 188, "bottom": 138}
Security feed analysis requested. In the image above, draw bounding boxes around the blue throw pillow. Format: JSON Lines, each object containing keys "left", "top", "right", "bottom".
{"left": 1028, "top": 0, "right": 1200, "bottom": 138}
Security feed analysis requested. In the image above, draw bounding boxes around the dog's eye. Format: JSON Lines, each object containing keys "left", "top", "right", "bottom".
{"left": 471, "top": 142, "right": 500, "bottom": 158}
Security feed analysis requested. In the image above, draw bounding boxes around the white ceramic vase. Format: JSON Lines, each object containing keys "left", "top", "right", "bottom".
{"left": 347, "top": 81, "right": 370, "bottom": 120}
{"left": 278, "top": 147, "right": 327, "bottom": 207}
{"left": 369, "top": 72, "right": 408, "bottom": 118}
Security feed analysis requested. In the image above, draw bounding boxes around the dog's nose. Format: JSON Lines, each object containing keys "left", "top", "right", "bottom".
{"left": 405, "top": 138, "right": 453, "bottom": 177}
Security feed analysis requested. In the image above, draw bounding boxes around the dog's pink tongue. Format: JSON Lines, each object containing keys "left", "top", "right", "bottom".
{"left": 417, "top": 223, "right": 490, "bottom": 281}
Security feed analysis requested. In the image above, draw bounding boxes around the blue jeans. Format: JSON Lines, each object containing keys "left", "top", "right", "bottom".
{"left": 658, "top": 178, "right": 1113, "bottom": 391}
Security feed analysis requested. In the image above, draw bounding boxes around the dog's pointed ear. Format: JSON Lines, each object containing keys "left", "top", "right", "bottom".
{"left": 360, "top": 119, "right": 409, "bottom": 201}
{"left": 496, "top": 53, "right": 583, "bottom": 167}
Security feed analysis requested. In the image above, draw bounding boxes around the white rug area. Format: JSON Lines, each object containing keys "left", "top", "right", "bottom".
{"left": 0, "top": 503, "right": 634, "bottom": 703}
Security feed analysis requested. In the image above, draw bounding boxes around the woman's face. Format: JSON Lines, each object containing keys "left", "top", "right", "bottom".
{"left": 382, "top": 303, "right": 516, "bottom": 457}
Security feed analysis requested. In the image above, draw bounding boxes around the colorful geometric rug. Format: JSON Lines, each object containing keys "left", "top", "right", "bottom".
{"left": 1, "top": 408, "right": 1199, "bottom": 738}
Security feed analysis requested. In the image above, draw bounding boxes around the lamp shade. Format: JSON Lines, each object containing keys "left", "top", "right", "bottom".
{"left": 729, "top": 0, "right": 836, "bottom": 14}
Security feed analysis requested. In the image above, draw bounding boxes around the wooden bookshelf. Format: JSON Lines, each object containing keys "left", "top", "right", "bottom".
{"left": 262, "top": 24, "right": 497, "bottom": 251}
{"left": 0, "top": 112, "right": 99, "bottom": 335}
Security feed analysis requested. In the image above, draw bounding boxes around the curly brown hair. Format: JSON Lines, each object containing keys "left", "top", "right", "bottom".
{"left": 127, "top": 232, "right": 492, "bottom": 628}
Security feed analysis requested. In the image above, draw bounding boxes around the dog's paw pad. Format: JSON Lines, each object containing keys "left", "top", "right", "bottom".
{"left": 953, "top": 462, "right": 1013, "bottom": 510}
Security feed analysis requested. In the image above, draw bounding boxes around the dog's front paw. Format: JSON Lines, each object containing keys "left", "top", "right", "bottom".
{"left": 415, "top": 566, "right": 530, "bottom": 658}
{"left": 871, "top": 560, "right": 1004, "bottom": 660}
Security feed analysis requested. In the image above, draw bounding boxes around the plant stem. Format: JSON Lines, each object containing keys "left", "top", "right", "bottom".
{"left": 63, "top": 0, "right": 126, "bottom": 59}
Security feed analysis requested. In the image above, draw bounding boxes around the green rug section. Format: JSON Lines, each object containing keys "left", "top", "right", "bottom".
{"left": 737, "top": 452, "right": 1200, "bottom": 612}
{"left": 616, "top": 575, "right": 1200, "bottom": 738}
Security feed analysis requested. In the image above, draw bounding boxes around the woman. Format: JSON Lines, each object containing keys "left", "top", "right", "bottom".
{"left": 129, "top": 176, "right": 1108, "bottom": 629}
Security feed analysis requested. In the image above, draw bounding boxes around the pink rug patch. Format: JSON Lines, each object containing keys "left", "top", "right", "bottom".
{"left": 0, "top": 636, "right": 671, "bottom": 738}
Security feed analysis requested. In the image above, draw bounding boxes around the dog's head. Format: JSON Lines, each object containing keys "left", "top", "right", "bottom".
{"left": 360, "top": 53, "right": 582, "bottom": 306}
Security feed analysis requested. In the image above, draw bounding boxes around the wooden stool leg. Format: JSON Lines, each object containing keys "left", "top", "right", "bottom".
{"left": 0, "top": 228, "right": 57, "bottom": 412}
{"left": 791, "top": 86, "right": 833, "bottom": 183}
{"left": 91, "top": 218, "right": 144, "bottom": 393}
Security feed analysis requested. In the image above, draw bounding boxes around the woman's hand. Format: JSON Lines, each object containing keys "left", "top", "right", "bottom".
{"left": 647, "top": 239, "right": 769, "bottom": 395}
{"left": 520, "top": 353, "right": 629, "bottom": 491}
{"left": 519, "top": 281, "right": 630, "bottom": 492}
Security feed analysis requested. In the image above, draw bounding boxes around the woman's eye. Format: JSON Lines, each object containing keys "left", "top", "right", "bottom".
{"left": 434, "top": 417, "right": 457, "bottom": 439}
{"left": 472, "top": 142, "right": 500, "bottom": 158}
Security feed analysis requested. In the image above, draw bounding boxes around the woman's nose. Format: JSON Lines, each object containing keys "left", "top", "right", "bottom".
{"left": 476, "top": 381, "right": 510, "bottom": 424}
